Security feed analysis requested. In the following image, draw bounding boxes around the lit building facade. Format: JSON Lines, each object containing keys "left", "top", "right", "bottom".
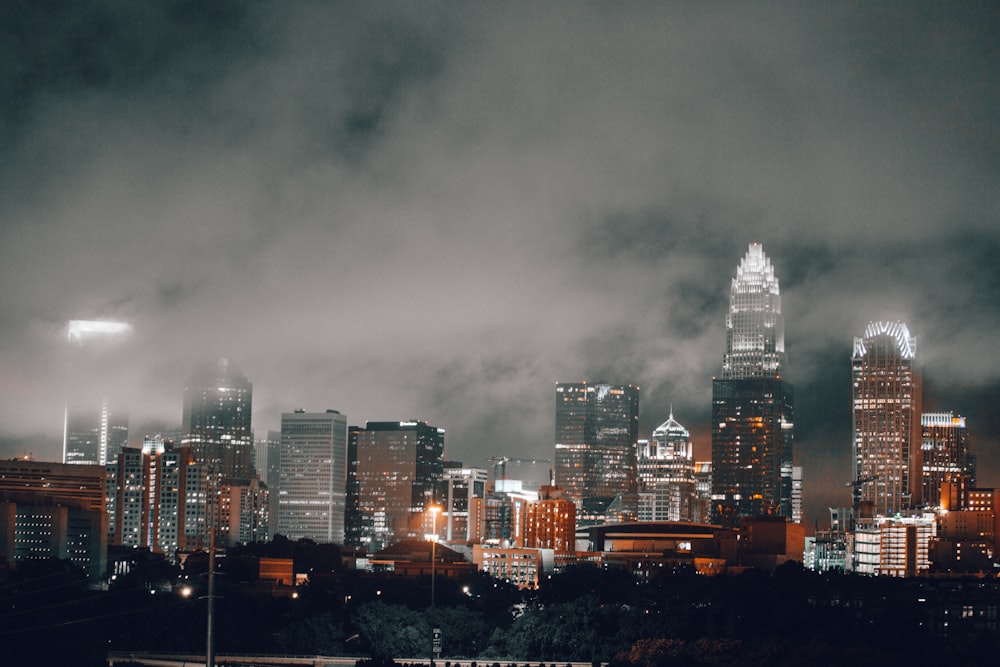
{"left": 692, "top": 461, "right": 713, "bottom": 524}
{"left": 181, "top": 358, "right": 254, "bottom": 481}
{"left": 106, "top": 448, "right": 153, "bottom": 548}
{"left": 277, "top": 410, "right": 348, "bottom": 543}
{"left": 921, "top": 412, "right": 973, "bottom": 508}
{"left": 852, "top": 514, "right": 936, "bottom": 577}
{"left": 637, "top": 411, "right": 696, "bottom": 522}
{"left": 851, "top": 322, "right": 923, "bottom": 517}
{"left": 554, "top": 382, "right": 640, "bottom": 523}
{"left": 931, "top": 485, "right": 1000, "bottom": 573}
{"left": 0, "top": 459, "right": 108, "bottom": 579}
{"left": 65, "top": 402, "right": 128, "bottom": 466}
{"left": 346, "top": 420, "right": 445, "bottom": 552}
{"left": 220, "top": 476, "right": 270, "bottom": 545}
{"left": 440, "top": 466, "right": 488, "bottom": 544}
{"left": 473, "top": 545, "right": 553, "bottom": 589}
{"left": 523, "top": 485, "right": 576, "bottom": 553}
{"left": 255, "top": 430, "right": 282, "bottom": 539}
{"left": 711, "top": 244, "right": 794, "bottom": 527}
{"left": 103, "top": 444, "right": 242, "bottom": 556}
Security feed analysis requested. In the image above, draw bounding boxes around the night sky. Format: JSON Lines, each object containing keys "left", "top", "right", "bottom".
{"left": 1, "top": 2, "right": 998, "bottom": 527}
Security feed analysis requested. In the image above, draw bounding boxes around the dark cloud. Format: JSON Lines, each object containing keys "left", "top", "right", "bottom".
{"left": 0, "top": 2, "right": 998, "bottom": 526}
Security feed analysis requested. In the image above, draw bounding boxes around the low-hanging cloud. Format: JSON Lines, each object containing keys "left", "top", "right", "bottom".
{"left": 0, "top": 1, "right": 997, "bottom": 525}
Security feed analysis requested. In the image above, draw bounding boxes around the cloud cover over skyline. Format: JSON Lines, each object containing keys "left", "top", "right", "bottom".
{"left": 1, "top": 1, "right": 998, "bottom": 525}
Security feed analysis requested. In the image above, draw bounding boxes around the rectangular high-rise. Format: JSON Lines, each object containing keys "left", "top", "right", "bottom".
{"left": 346, "top": 420, "right": 444, "bottom": 552}
{"left": 851, "top": 321, "right": 922, "bottom": 517}
{"left": 181, "top": 358, "right": 254, "bottom": 481}
{"left": 554, "top": 382, "right": 639, "bottom": 523}
{"left": 921, "top": 412, "right": 973, "bottom": 507}
{"left": 278, "top": 410, "right": 348, "bottom": 543}
{"left": 711, "top": 244, "right": 795, "bottom": 527}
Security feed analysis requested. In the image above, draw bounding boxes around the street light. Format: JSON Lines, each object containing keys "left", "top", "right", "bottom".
{"left": 426, "top": 504, "right": 442, "bottom": 606}
{"left": 426, "top": 503, "right": 442, "bottom": 667}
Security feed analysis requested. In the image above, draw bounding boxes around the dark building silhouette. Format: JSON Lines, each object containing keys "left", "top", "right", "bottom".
{"left": 345, "top": 420, "right": 444, "bottom": 552}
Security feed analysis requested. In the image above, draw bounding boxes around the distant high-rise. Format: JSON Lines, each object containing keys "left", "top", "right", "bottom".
{"left": 440, "top": 466, "right": 488, "bottom": 544}
{"left": 554, "top": 382, "right": 640, "bottom": 523}
{"left": 711, "top": 244, "right": 794, "bottom": 527}
{"left": 181, "top": 359, "right": 254, "bottom": 480}
{"left": 278, "top": 410, "right": 348, "bottom": 543}
{"left": 637, "top": 410, "right": 696, "bottom": 522}
{"left": 921, "top": 412, "right": 973, "bottom": 507}
{"left": 63, "top": 319, "right": 131, "bottom": 466}
{"left": 346, "top": 420, "right": 444, "bottom": 551}
{"left": 255, "top": 430, "right": 282, "bottom": 539}
{"left": 851, "top": 321, "right": 922, "bottom": 516}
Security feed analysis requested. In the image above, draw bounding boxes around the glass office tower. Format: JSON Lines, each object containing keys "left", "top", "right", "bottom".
{"left": 711, "top": 244, "right": 794, "bottom": 527}
{"left": 555, "top": 382, "right": 640, "bottom": 523}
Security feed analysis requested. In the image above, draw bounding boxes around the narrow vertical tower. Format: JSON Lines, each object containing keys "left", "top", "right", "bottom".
{"left": 711, "top": 244, "right": 795, "bottom": 527}
{"left": 851, "top": 322, "right": 922, "bottom": 517}
{"left": 63, "top": 319, "right": 131, "bottom": 466}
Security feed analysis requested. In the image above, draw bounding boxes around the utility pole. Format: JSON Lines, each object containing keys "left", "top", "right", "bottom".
{"left": 206, "top": 527, "right": 215, "bottom": 667}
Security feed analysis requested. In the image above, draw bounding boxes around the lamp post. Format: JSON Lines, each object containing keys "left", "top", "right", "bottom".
{"left": 427, "top": 504, "right": 442, "bottom": 666}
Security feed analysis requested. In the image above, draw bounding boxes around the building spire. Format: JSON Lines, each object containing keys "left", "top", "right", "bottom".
{"left": 721, "top": 243, "right": 785, "bottom": 379}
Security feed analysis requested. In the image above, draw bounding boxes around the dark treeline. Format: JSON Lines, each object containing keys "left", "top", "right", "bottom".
{"left": 2, "top": 541, "right": 999, "bottom": 667}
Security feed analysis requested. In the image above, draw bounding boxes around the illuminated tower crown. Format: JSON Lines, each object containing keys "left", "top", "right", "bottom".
{"left": 722, "top": 243, "right": 785, "bottom": 379}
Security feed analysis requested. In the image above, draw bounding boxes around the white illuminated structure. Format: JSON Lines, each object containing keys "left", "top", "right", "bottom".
{"left": 63, "top": 319, "right": 132, "bottom": 466}
{"left": 68, "top": 319, "right": 132, "bottom": 342}
{"left": 722, "top": 243, "right": 784, "bottom": 380}
{"left": 637, "top": 410, "right": 696, "bottom": 522}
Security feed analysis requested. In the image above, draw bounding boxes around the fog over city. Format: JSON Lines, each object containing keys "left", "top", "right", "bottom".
{"left": 0, "top": 2, "right": 997, "bottom": 525}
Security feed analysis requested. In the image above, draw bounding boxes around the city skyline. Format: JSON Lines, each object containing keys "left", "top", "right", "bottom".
{"left": 0, "top": 3, "right": 998, "bottom": 528}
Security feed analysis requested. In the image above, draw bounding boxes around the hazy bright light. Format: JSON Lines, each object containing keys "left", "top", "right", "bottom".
{"left": 68, "top": 319, "right": 132, "bottom": 342}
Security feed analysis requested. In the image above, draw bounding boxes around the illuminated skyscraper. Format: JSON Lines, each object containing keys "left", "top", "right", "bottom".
{"left": 711, "top": 244, "right": 794, "bottom": 527}
{"left": 921, "top": 412, "right": 973, "bottom": 507}
{"left": 346, "top": 420, "right": 444, "bottom": 551}
{"left": 851, "top": 321, "right": 922, "bottom": 517}
{"left": 637, "top": 411, "right": 696, "bottom": 522}
{"left": 181, "top": 358, "right": 254, "bottom": 480}
{"left": 278, "top": 410, "right": 348, "bottom": 543}
{"left": 554, "top": 382, "right": 640, "bottom": 523}
{"left": 63, "top": 319, "right": 132, "bottom": 466}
